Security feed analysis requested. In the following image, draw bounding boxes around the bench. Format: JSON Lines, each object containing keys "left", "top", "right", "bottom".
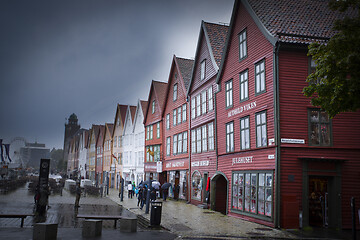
{"left": 0, "top": 214, "right": 34, "bottom": 227}
{"left": 76, "top": 214, "right": 136, "bottom": 229}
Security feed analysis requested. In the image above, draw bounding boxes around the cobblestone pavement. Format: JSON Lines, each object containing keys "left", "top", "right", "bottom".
{"left": 107, "top": 188, "right": 298, "bottom": 239}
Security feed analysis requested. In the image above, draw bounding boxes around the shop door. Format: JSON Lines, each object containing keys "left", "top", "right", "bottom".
{"left": 215, "top": 175, "right": 227, "bottom": 214}
{"left": 308, "top": 176, "right": 330, "bottom": 227}
{"left": 174, "top": 171, "right": 180, "bottom": 199}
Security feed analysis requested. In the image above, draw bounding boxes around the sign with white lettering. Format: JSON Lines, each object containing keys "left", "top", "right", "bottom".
{"left": 191, "top": 160, "right": 210, "bottom": 167}
{"left": 268, "top": 155, "right": 275, "bottom": 159}
{"left": 232, "top": 156, "right": 253, "bottom": 165}
{"left": 156, "top": 161, "right": 162, "bottom": 173}
{"left": 165, "top": 159, "right": 186, "bottom": 169}
{"left": 144, "top": 164, "right": 157, "bottom": 171}
{"left": 228, "top": 101, "right": 256, "bottom": 117}
{"left": 281, "top": 138, "right": 305, "bottom": 144}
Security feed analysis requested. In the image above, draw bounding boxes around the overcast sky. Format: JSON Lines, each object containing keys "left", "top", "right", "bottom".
{"left": 0, "top": 0, "right": 233, "bottom": 150}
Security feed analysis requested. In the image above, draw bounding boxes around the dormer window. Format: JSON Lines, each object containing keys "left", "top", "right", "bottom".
{"left": 152, "top": 100, "right": 155, "bottom": 114}
{"left": 173, "top": 83, "right": 178, "bottom": 101}
{"left": 200, "top": 60, "right": 206, "bottom": 80}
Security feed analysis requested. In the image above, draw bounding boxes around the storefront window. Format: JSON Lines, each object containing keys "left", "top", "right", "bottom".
{"left": 232, "top": 171, "right": 272, "bottom": 218}
{"left": 192, "top": 171, "right": 202, "bottom": 200}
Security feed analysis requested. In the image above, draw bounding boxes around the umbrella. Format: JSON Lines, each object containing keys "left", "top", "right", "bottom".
{"left": 152, "top": 181, "right": 160, "bottom": 190}
{"left": 161, "top": 182, "right": 172, "bottom": 190}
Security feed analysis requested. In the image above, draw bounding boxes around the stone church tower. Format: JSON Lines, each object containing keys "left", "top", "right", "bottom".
{"left": 63, "top": 113, "right": 80, "bottom": 172}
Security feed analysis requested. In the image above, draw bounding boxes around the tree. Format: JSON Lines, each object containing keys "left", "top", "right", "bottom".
{"left": 303, "top": 0, "right": 360, "bottom": 118}
{"left": 50, "top": 148, "right": 65, "bottom": 172}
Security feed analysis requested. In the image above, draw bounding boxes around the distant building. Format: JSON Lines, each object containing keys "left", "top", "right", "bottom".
{"left": 63, "top": 113, "right": 81, "bottom": 168}
{"left": 21, "top": 142, "right": 50, "bottom": 168}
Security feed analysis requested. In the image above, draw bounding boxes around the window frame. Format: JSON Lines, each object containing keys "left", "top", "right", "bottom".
{"left": 201, "top": 90, "right": 207, "bottom": 115}
{"left": 183, "top": 131, "right": 188, "bottom": 153}
{"left": 177, "top": 106, "right": 182, "bottom": 125}
{"left": 156, "top": 122, "right": 160, "bottom": 139}
{"left": 196, "top": 127, "right": 202, "bottom": 153}
{"left": 240, "top": 69, "right": 249, "bottom": 102}
{"left": 226, "top": 121, "right": 234, "bottom": 152}
{"left": 240, "top": 116, "right": 250, "bottom": 150}
{"left": 208, "top": 122, "right": 214, "bottom": 151}
{"left": 191, "top": 129, "right": 196, "bottom": 153}
{"left": 202, "top": 125, "right": 207, "bottom": 152}
{"left": 225, "top": 79, "right": 233, "bottom": 109}
{"left": 208, "top": 87, "right": 213, "bottom": 112}
{"left": 238, "top": 29, "right": 247, "bottom": 61}
{"left": 152, "top": 100, "right": 155, "bottom": 114}
{"left": 255, "top": 60, "right": 266, "bottom": 95}
{"left": 173, "top": 134, "right": 178, "bottom": 155}
{"left": 255, "top": 111, "right": 267, "bottom": 148}
{"left": 173, "top": 109, "right": 177, "bottom": 126}
{"left": 166, "top": 114, "right": 170, "bottom": 129}
{"left": 200, "top": 60, "right": 206, "bottom": 81}
{"left": 182, "top": 104, "right": 187, "bottom": 122}
{"left": 191, "top": 98, "right": 196, "bottom": 119}
{"left": 166, "top": 137, "right": 171, "bottom": 156}
{"left": 173, "top": 83, "right": 178, "bottom": 101}
{"left": 308, "top": 108, "right": 332, "bottom": 146}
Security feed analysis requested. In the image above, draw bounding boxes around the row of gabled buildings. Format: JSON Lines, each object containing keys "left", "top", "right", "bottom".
{"left": 64, "top": 0, "right": 360, "bottom": 231}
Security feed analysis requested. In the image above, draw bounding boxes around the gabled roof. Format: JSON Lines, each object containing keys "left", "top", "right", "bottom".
{"left": 246, "top": 0, "right": 357, "bottom": 44}
{"left": 162, "top": 55, "right": 194, "bottom": 116}
{"left": 140, "top": 100, "right": 148, "bottom": 117}
{"left": 176, "top": 57, "right": 194, "bottom": 91}
{"left": 133, "top": 99, "right": 147, "bottom": 133}
{"left": 112, "top": 104, "right": 128, "bottom": 135}
{"left": 123, "top": 105, "right": 137, "bottom": 134}
{"left": 90, "top": 124, "right": 100, "bottom": 143}
{"left": 216, "top": 0, "right": 356, "bottom": 84}
{"left": 188, "top": 21, "right": 229, "bottom": 95}
{"left": 96, "top": 125, "right": 105, "bottom": 147}
{"left": 103, "top": 123, "right": 114, "bottom": 144}
{"left": 144, "top": 80, "right": 168, "bottom": 124}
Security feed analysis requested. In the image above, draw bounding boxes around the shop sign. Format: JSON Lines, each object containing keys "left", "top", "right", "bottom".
{"left": 144, "top": 164, "right": 156, "bottom": 171}
{"left": 281, "top": 138, "right": 305, "bottom": 144}
{"left": 268, "top": 155, "right": 275, "bottom": 159}
{"left": 191, "top": 160, "right": 209, "bottom": 167}
{"left": 166, "top": 160, "right": 185, "bottom": 169}
{"left": 232, "top": 156, "right": 253, "bottom": 165}
{"left": 228, "top": 101, "right": 256, "bottom": 117}
{"left": 156, "top": 161, "right": 162, "bottom": 173}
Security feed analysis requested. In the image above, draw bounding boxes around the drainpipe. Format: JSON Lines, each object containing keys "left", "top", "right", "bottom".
{"left": 273, "top": 41, "right": 281, "bottom": 228}
{"left": 187, "top": 96, "right": 191, "bottom": 203}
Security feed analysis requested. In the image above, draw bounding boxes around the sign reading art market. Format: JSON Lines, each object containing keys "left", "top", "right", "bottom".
{"left": 228, "top": 101, "right": 257, "bottom": 117}
{"left": 232, "top": 156, "right": 253, "bottom": 165}
{"left": 165, "top": 159, "right": 186, "bottom": 169}
{"left": 144, "top": 164, "right": 157, "bottom": 171}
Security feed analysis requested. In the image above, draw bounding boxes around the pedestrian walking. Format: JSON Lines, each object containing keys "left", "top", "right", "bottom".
{"left": 137, "top": 187, "right": 143, "bottom": 207}
{"left": 140, "top": 186, "right": 147, "bottom": 210}
{"left": 132, "top": 182, "right": 136, "bottom": 198}
{"left": 75, "top": 181, "right": 81, "bottom": 208}
{"left": 128, "top": 182, "right": 132, "bottom": 198}
{"left": 162, "top": 189, "right": 168, "bottom": 201}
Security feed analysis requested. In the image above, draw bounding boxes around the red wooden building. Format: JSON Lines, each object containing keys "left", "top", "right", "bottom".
{"left": 187, "top": 21, "right": 228, "bottom": 207}
{"left": 215, "top": 0, "right": 360, "bottom": 230}
{"left": 162, "top": 55, "right": 194, "bottom": 201}
{"left": 143, "top": 80, "right": 167, "bottom": 182}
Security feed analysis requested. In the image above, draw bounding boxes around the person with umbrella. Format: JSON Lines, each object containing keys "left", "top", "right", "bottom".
{"left": 161, "top": 182, "right": 171, "bottom": 201}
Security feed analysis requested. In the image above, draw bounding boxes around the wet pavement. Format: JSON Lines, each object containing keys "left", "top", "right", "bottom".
{"left": 1, "top": 183, "right": 358, "bottom": 239}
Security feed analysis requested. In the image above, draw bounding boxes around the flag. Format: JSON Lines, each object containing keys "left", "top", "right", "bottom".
{"left": 0, "top": 139, "right": 4, "bottom": 162}
{"left": 4, "top": 144, "right": 11, "bottom": 162}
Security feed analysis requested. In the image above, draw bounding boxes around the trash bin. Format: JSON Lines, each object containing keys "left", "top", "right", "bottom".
{"left": 150, "top": 201, "right": 162, "bottom": 226}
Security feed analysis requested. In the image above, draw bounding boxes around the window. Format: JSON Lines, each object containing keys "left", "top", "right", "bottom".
{"left": 256, "top": 111, "right": 267, "bottom": 147}
{"left": 239, "top": 29, "right": 247, "bottom": 60}
{"left": 208, "top": 87, "right": 213, "bottom": 111}
{"left": 182, "top": 104, "right": 186, "bottom": 122}
{"left": 192, "top": 171, "right": 202, "bottom": 200}
{"left": 178, "top": 133, "right": 183, "bottom": 154}
{"left": 200, "top": 60, "right": 206, "bottom": 81}
{"left": 166, "top": 137, "right": 171, "bottom": 156}
{"left": 201, "top": 90, "right": 207, "bottom": 115}
{"left": 173, "top": 109, "right": 177, "bottom": 126}
{"left": 146, "top": 126, "right": 149, "bottom": 140}
{"left": 191, "top": 98, "right": 196, "bottom": 119}
{"left": 152, "top": 100, "right": 155, "bottom": 114}
{"left": 173, "top": 83, "right": 178, "bottom": 101}
{"left": 202, "top": 125, "right": 207, "bottom": 152}
{"left": 191, "top": 130, "right": 196, "bottom": 153}
{"left": 154, "top": 145, "right": 160, "bottom": 162}
{"left": 196, "top": 95, "right": 201, "bottom": 117}
{"left": 232, "top": 171, "right": 272, "bottom": 217}
{"left": 118, "top": 136, "right": 121, "bottom": 147}
{"left": 118, "top": 153, "right": 122, "bottom": 165}
{"left": 156, "top": 122, "right": 160, "bottom": 139}
{"left": 113, "top": 137, "right": 117, "bottom": 148}
{"left": 183, "top": 131, "right": 188, "bottom": 153}
{"left": 178, "top": 107, "right": 182, "bottom": 125}
{"left": 240, "top": 70, "right": 249, "bottom": 101}
{"left": 196, "top": 128, "right": 202, "bottom": 153}
{"left": 166, "top": 114, "right": 170, "bottom": 129}
{"left": 309, "top": 109, "right": 331, "bottom": 146}
{"left": 255, "top": 60, "right": 265, "bottom": 94}
{"left": 240, "top": 116, "right": 250, "bottom": 150}
{"left": 225, "top": 80, "right": 233, "bottom": 108}
{"left": 173, "top": 135, "right": 178, "bottom": 155}
{"left": 150, "top": 124, "right": 153, "bottom": 140}
{"left": 208, "top": 122, "right": 214, "bottom": 151}
{"left": 226, "top": 122, "right": 234, "bottom": 152}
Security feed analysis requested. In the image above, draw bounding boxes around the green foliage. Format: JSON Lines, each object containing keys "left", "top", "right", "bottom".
{"left": 50, "top": 148, "right": 65, "bottom": 171}
{"left": 303, "top": 0, "right": 360, "bottom": 118}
